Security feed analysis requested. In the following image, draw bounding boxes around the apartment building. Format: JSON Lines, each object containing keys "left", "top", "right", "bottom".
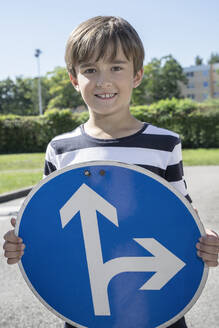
{"left": 180, "top": 63, "right": 219, "bottom": 102}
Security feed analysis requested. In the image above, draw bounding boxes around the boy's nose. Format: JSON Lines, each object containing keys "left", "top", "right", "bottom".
{"left": 96, "top": 81, "right": 113, "bottom": 88}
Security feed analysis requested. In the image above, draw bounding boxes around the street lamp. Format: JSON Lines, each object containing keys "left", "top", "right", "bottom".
{"left": 34, "top": 49, "right": 43, "bottom": 115}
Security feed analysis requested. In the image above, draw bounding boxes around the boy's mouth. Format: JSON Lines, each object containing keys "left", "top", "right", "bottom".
{"left": 95, "top": 93, "right": 117, "bottom": 99}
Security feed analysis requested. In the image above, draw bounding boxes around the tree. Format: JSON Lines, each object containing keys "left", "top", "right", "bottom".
{"left": 0, "top": 78, "right": 16, "bottom": 114}
{"left": 160, "top": 55, "right": 188, "bottom": 99}
{"left": 132, "top": 55, "right": 187, "bottom": 105}
{"left": 46, "top": 67, "right": 84, "bottom": 110}
{"left": 208, "top": 52, "right": 219, "bottom": 64}
{"left": 0, "top": 67, "right": 84, "bottom": 116}
{"left": 0, "top": 77, "right": 34, "bottom": 115}
{"left": 195, "top": 56, "right": 203, "bottom": 66}
{"left": 0, "top": 76, "right": 51, "bottom": 115}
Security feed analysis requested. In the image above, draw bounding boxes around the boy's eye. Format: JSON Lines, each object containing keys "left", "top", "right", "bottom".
{"left": 112, "top": 66, "right": 122, "bottom": 71}
{"left": 84, "top": 68, "right": 96, "bottom": 74}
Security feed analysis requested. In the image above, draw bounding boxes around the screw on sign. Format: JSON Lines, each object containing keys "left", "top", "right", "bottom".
{"left": 15, "top": 161, "right": 208, "bottom": 328}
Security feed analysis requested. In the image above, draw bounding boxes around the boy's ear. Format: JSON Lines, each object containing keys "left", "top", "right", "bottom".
{"left": 69, "top": 73, "right": 80, "bottom": 92}
{"left": 133, "top": 67, "right": 144, "bottom": 89}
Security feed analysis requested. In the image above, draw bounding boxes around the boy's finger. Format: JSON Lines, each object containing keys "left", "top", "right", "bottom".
{"left": 11, "top": 217, "right": 16, "bottom": 228}
{"left": 197, "top": 250, "right": 218, "bottom": 262}
{"left": 196, "top": 242, "right": 219, "bottom": 255}
{"left": 199, "top": 236, "right": 219, "bottom": 246}
{"left": 7, "top": 257, "right": 22, "bottom": 265}
{"left": 3, "top": 241, "right": 25, "bottom": 252}
{"left": 204, "top": 260, "right": 219, "bottom": 267}
{"left": 3, "top": 230, "right": 23, "bottom": 244}
{"left": 4, "top": 250, "right": 24, "bottom": 259}
{"left": 205, "top": 228, "right": 219, "bottom": 237}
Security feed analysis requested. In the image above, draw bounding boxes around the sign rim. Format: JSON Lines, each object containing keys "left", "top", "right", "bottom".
{"left": 15, "top": 160, "right": 209, "bottom": 328}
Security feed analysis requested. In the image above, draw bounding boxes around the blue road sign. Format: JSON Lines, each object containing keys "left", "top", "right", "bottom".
{"left": 15, "top": 161, "right": 208, "bottom": 328}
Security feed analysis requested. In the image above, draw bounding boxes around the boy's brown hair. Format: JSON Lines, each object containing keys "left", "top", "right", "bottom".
{"left": 65, "top": 16, "right": 145, "bottom": 78}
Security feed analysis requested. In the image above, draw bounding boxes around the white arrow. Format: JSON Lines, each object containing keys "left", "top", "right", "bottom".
{"left": 60, "top": 183, "right": 186, "bottom": 316}
{"left": 103, "top": 238, "right": 186, "bottom": 291}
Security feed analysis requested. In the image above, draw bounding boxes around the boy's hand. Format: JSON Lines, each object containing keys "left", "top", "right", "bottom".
{"left": 196, "top": 229, "right": 219, "bottom": 267}
{"left": 3, "top": 217, "right": 25, "bottom": 265}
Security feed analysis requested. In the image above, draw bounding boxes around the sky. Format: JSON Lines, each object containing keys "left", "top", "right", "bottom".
{"left": 1, "top": 0, "right": 219, "bottom": 80}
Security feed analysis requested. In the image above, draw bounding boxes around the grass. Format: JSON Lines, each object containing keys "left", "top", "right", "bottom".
{"left": 0, "top": 153, "right": 44, "bottom": 194}
{"left": 0, "top": 149, "right": 219, "bottom": 194}
{"left": 0, "top": 170, "right": 43, "bottom": 194}
{"left": 182, "top": 148, "right": 219, "bottom": 166}
{"left": 0, "top": 153, "right": 45, "bottom": 171}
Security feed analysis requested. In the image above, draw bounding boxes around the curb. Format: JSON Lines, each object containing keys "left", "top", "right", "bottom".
{"left": 0, "top": 186, "right": 33, "bottom": 203}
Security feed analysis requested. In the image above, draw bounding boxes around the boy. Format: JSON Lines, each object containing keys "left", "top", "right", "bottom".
{"left": 3, "top": 16, "right": 219, "bottom": 328}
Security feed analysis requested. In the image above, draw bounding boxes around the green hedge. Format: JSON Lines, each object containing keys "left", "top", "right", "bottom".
{"left": 130, "top": 98, "right": 219, "bottom": 148}
{"left": 0, "top": 109, "right": 88, "bottom": 154}
{"left": 0, "top": 99, "right": 219, "bottom": 153}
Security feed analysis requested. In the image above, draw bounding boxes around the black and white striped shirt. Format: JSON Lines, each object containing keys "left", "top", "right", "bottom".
{"left": 44, "top": 123, "right": 191, "bottom": 202}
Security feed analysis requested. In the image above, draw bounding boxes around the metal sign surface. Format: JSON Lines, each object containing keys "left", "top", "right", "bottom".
{"left": 15, "top": 161, "right": 208, "bottom": 328}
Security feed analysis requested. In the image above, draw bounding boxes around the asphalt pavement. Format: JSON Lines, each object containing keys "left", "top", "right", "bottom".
{"left": 0, "top": 166, "right": 218, "bottom": 328}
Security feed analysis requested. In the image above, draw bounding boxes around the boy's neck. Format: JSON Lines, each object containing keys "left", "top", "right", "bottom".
{"left": 84, "top": 110, "right": 144, "bottom": 139}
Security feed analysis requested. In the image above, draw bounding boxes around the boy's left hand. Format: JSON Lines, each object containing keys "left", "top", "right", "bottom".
{"left": 196, "top": 229, "right": 219, "bottom": 267}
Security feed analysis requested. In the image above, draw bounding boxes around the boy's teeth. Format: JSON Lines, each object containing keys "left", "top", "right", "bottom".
{"left": 96, "top": 93, "right": 116, "bottom": 99}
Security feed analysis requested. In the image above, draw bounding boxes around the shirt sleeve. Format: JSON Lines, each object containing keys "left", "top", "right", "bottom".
{"left": 165, "top": 138, "right": 192, "bottom": 203}
{"left": 43, "top": 142, "right": 57, "bottom": 178}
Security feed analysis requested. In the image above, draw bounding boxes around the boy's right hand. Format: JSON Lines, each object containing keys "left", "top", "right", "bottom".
{"left": 3, "top": 218, "right": 25, "bottom": 264}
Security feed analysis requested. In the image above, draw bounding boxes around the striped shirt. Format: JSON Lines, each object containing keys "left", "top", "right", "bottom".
{"left": 44, "top": 122, "right": 191, "bottom": 203}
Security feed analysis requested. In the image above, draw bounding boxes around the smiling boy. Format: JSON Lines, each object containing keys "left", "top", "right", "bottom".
{"left": 65, "top": 16, "right": 145, "bottom": 142}
{"left": 69, "top": 46, "right": 144, "bottom": 140}
{"left": 3, "top": 16, "right": 219, "bottom": 328}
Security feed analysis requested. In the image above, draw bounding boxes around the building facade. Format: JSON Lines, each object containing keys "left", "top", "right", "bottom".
{"left": 180, "top": 63, "right": 219, "bottom": 102}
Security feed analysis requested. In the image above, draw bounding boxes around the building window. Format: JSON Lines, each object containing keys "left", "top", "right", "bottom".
{"left": 202, "top": 71, "right": 209, "bottom": 76}
{"left": 203, "top": 93, "right": 208, "bottom": 100}
{"left": 187, "top": 94, "right": 195, "bottom": 99}
{"left": 203, "top": 81, "right": 208, "bottom": 87}
{"left": 187, "top": 83, "right": 195, "bottom": 89}
{"left": 186, "top": 72, "right": 194, "bottom": 77}
{"left": 213, "top": 92, "right": 219, "bottom": 97}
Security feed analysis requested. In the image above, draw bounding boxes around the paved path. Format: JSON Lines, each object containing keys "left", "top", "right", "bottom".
{"left": 0, "top": 166, "right": 218, "bottom": 328}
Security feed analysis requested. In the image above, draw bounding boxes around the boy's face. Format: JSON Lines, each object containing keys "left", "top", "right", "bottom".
{"left": 69, "top": 43, "right": 143, "bottom": 117}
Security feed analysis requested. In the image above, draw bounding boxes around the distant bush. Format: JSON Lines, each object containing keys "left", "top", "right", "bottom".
{"left": 0, "top": 99, "right": 219, "bottom": 153}
{"left": 0, "top": 110, "right": 85, "bottom": 153}
{"left": 130, "top": 98, "right": 219, "bottom": 148}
